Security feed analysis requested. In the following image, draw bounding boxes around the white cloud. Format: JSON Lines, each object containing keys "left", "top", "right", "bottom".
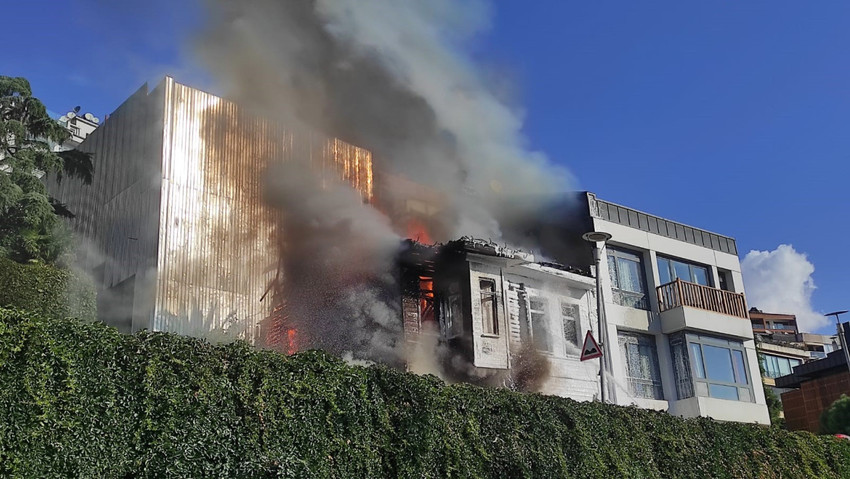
{"left": 741, "top": 244, "right": 827, "bottom": 332}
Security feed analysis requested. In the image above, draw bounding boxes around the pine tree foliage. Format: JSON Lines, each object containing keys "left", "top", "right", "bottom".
{"left": 0, "top": 76, "right": 93, "bottom": 263}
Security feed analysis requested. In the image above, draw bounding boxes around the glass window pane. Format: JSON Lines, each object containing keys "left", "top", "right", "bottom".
{"left": 671, "top": 336, "right": 694, "bottom": 399}
{"left": 778, "top": 357, "right": 792, "bottom": 376}
{"left": 732, "top": 350, "right": 748, "bottom": 384}
{"left": 617, "top": 257, "right": 642, "bottom": 293}
{"left": 480, "top": 280, "right": 498, "bottom": 335}
{"left": 702, "top": 345, "right": 735, "bottom": 383}
{"left": 673, "top": 261, "right": 691, "bottom": 282}
{"left": 561, "top": 303, "right": 579, "bottom": 349}
{"left": 709, "top": 384, "right": 739, "bottom": 401}
{"left": 690, "top": 343, "right": 706, "bottom": 379}
{"left": 790, "top": 359, "right": 802, "bottom": 368}
{"left": 530, "top": 297, "right": 551, "bottom": 352}
{"left": 657, "top": 258, "right": 672, "bottom": 284}
{"left": 691, "top": 266, "right": 709, "bottom": 286}
{"left": 607, "top": 255, "right": 619, "bottom": 290}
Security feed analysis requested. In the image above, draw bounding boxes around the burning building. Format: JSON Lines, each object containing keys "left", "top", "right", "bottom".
{"left": 48, "top": 76, "right": 770, "bottom": 424}
{"left": 399, "top": 238, "right": 599, "bottom": 398}
{"left": 47, "top": 77, "right": 373, "bottom": 343}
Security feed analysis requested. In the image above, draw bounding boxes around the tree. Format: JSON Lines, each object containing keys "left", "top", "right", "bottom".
{"left": 821, "top": 394, "right": 850, "bottom": 435}
{"left": 0, "top": 76, "right": 93, "bottom": 263}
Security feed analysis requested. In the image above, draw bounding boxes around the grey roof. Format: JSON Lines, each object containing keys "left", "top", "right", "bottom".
{"left": 586, "top": 192, "right": 738, "bottom": 255}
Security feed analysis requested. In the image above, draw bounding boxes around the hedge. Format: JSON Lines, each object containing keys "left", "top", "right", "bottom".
{"left": 0, "top": 257, "right": 95, "bottom": 321}
{"left": 0, "top": 308, "right": 848, "bottom": 478}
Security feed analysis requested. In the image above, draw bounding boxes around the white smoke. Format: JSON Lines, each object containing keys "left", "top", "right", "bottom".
{"left": 741, "top": 244, "right": 827, "bottom": 332}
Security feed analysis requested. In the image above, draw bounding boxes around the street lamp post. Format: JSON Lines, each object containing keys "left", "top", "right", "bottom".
{"left": 825, "top": 310, "right": 850, "bottom": 374}
{"left": 583, "top": 231, "right": 613, "bottom": 404}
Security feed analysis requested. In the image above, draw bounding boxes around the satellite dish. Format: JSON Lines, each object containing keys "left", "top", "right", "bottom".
{"left": 84, "top": 113, "right": 93, "bottom": 121}
{"left": 67, "top": 111, "right": 76, "bottom": 119}
{"left": 92, "top": 117, "right": 100, "bottom": 124}
{"left": 73, "top": 106, "right": 81, "bottom": 113}
{"left": 59, "top": 115, "right": 68, "bottom": 122}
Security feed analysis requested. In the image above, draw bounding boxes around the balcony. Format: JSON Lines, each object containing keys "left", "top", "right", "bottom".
{"left": 656, "top": 279, "right": 753, "bottom": 339}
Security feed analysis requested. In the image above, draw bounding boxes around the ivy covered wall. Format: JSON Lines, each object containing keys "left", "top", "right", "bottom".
{"left": 0, "top": 257, "right": 95, "bottom": 321}
{"left": 0, "top": 307, "right": 847, "bottom": 478}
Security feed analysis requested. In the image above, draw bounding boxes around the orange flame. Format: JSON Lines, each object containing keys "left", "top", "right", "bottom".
{"left": 406, "top": 218, "right": 432, "bottom": 243}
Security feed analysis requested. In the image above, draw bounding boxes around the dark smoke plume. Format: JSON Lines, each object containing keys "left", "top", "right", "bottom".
{"left": 194, "top": 0, "right": 575, "bottom": 362}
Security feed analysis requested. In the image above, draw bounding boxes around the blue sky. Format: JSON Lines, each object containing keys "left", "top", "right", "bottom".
{"left": 4, "top": 1, "right": 848, "bottom": 332}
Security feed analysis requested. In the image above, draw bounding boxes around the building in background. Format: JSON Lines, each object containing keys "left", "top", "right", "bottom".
{"left": 749, "top": 308, "right": 798, "bottom": 337}
{"left": 582, "top": 193, "right": 770, "bottom": 424}
{"left": 47, "top": 77, "right": 372, "bottom": 342}
{"left": 56, "top": 108, "right": 101, "bottom": 149}
{"left": 776, "top": 322, "right": 850, "bottom": 432}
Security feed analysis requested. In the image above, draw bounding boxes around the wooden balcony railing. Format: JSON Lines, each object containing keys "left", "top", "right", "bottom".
{"left": 656, "top": 278, "right": 748, "bottom": 319}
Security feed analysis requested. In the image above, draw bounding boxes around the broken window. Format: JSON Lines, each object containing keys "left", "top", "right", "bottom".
{"left": 561, "top": 302, "right": 580, "bottom": 353}
{"left": 442, "top": 282, "right": 464, "bottom": 339}
{"left": 530, "top": 296, "right": 552, "bottom": 353}
{"left": 480, "top": 279, "right": 499, "bottom": 335}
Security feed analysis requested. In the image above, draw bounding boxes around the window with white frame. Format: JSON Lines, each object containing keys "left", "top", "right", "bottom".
{"left": 561, "top": 302, "right": 580, "bottom": 354}
{"left": 529, "top": 296, "right": 552, "bottom": 353}
{"left": 479, "top": 279, "right": 499, "bottom": 335}
{"left": 670, "top": 332, "right": 753, "bottom": 402}
{"left": 606, "top": 247, "right": 649, "bottom": 310}
{"left": 618, "top": 332, "right": 664, "bottom": 400}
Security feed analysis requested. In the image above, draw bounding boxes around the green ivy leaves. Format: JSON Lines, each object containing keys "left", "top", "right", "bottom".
{"left": 0, "top": 308, "right": 848, "bottom": 478}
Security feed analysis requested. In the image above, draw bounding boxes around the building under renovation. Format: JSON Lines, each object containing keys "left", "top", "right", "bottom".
{"left": 47, "top": 77, "right": 373, "bottom": 342}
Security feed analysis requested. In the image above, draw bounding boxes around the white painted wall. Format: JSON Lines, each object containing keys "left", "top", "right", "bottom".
{"left": 467, "top": 256, "right": 600, "bottom": 402}
{"left": 590, "top": 215, "right": 770, "bottom": 424}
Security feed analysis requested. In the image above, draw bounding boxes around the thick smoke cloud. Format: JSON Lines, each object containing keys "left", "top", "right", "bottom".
{"left": 193, "top": 0, "right": 573, "bottom": 362}
{"left": 195, "top": 0, "right": 572, "bottom": 240}
{"left": 741, "top": 244, "right": 827, "bottom": 332}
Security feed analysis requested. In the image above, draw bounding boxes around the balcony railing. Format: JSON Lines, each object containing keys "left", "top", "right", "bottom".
{"left": 656, "top": 278, "right": 748, "bottom": 319}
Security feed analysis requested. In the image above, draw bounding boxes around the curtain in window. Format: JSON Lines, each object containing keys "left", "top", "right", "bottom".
{"left": 619, "top": 332, "right": 663, "bottom": 400}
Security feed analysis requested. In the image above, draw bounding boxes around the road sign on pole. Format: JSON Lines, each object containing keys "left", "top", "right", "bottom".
{"left": 580, "top": 331, "right": 603, "bottom": 361}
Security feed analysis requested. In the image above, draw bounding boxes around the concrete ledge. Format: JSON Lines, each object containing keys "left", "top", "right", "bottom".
{"left": 660, "top": 306, "right": 753, "bottom": 340}
{"left": 669, "top": 396, "right": 770, "bottom": 425}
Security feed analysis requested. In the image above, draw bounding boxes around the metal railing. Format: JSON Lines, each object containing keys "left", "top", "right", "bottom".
{"left": 656, "top": 278, "right": 748, "bottom": 319}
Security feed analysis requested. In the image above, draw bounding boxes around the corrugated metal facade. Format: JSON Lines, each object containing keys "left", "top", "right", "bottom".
{"left": 48, "top": 77, "right": 373, "bottom": 343}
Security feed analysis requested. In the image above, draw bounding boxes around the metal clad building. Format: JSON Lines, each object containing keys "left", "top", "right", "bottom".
{"left": 48, "top": 77, "right": 373, "bottom": 342}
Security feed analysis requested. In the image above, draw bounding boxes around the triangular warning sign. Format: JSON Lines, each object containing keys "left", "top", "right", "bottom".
{"left": 580, "top": 331, "right": 603, "bottom": 361}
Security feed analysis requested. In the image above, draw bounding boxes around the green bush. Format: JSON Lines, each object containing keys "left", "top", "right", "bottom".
{"left": 0, "top": 307, "right": 848, "bottom": 478}
{"left": 0, "top": 257, "right": 95, "bottom": 321}
{"left": 822, "top": 395, "right": 850, "bottom": 435}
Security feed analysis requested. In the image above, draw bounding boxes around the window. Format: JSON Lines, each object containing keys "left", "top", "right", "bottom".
{"left": 670, "top": 334, "right": 695, "bottom": 399}
{"left": 760, "top": 354, "right": 802, "bottom": 379}
{"left": 718, "top": 270, "right": 730, "bottom": 291}
{"left": 442, "top": 282, "right": 464, "bottom": 339}
{"left": 529, "top": 296, "right": 552, "bottom": 353}
{"left": 619, "top": 332, "right": 664, "bottom": 400}
{"left": 480, "top": 279, "right": 498, "bottom": 335}
{"left": 607, "top": 247, "right": 649, "bottom": 310}
{"left": 561, "top": 302, "right": 580, "bottom": 353}
{"left": 657, "top": 256, "right": 710, "bottom": 286}
{"left": 670, "top": 333, "right": 754, "bottom": 402}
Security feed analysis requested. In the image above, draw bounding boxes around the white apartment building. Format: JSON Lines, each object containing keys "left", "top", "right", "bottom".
{"left": 586, "top": 193, "right": 771, "bottom": 424}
